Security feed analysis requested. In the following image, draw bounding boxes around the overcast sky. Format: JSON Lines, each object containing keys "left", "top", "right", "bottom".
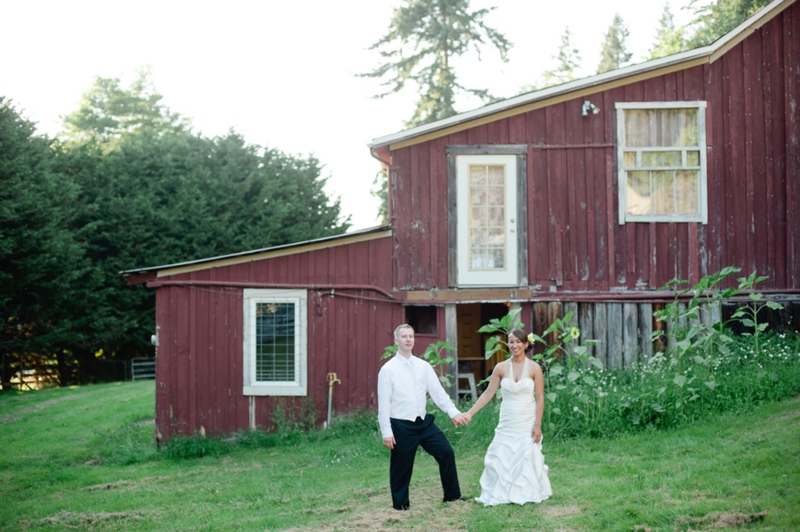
{"left": 1, "top": 0, "right": 695, "bottom": 230}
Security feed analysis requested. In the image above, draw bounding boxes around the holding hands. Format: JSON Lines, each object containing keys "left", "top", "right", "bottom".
{"left": 452, "top": 413, "right": 471, "bottom": 427}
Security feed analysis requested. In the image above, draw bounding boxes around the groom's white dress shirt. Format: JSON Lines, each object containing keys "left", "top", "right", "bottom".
{"left": 378, "top": 354, "right": 461, "bottom": 439}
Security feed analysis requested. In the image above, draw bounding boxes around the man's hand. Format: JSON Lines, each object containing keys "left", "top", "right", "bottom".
{"left": 383, "top": 436, "right": 396, "bottom": 450}
{"left": 452, "top": 413, "right": 469, "bottom": 427}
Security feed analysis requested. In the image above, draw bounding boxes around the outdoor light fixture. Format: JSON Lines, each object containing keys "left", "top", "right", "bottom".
{"left": 581, "top": 100, "right": 600, "bottom": 116}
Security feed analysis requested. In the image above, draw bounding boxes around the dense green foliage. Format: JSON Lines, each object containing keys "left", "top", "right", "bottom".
{"left": 0, "top": 76, "right": 349, "bottom": 389}
{"left": 686, "top": 0, "right": 773, "bottom": 47}
{"left": 0, "top": 98, "right": 87, "bottom": 385}
{"left": 360, "top": 0, "right": 511, "bottom": 127}
{"left": 647, "top": 0, "right": 772, "bottom": 60}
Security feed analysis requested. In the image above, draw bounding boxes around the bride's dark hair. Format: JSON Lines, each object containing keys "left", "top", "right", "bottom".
{"left": 508, "top": 328, "right": 534, "bottom": 354}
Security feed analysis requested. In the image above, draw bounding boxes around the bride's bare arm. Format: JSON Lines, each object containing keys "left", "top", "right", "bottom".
{"left": 531, "top": 362, "right": 545, "bottom": 443}
{"left": 465, "top": 364, "right": 504, "bottom": 421}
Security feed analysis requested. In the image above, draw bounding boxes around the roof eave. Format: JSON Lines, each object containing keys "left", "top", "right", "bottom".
{"left": 368, "top": 0, "right": 791, "bottom": 150}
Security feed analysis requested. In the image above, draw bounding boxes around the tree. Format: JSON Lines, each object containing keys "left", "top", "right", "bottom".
{"left": 648, "top": 3, "right": 688, "bottom": 59}
{"left": 62, "top": 68, "right": 188, "bottom": 144}
{"left": 0, "top": 98, "right": 85, "bottom": 388}
{"left": 61, "top": 127, "right": 350, "bottom": 365}
{"left": 685, "top": 0, "right": 771, "bottom": 48}
{"left": 1, "top": 75, "right": 351, "bottom": 387}
{"left": 360, "top": 0, "right": 511, "bottom": 127}
{"left": 543, "top": 27, "right": 582, "bottom": 86}
{"left": 371, "top": 168, "right": 389, "bottom": 224}
{"left": 596, "top": 13, "right": 633, "bottom": 74}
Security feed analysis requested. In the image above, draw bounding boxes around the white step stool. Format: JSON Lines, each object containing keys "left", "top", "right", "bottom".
{"left": 457, "top": 373, "right": 477, "bottom": 401}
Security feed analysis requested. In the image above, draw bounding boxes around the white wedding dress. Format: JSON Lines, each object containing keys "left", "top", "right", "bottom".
{"left": 475, "top": 358, "right": 552, "bottom": 506}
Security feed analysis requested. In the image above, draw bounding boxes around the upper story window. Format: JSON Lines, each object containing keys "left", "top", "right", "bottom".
{"left": 243, "top": 288, "right": 307, "bottom": 396}
{"left": 616, "top": 101, "right": 708, "bottom": 224}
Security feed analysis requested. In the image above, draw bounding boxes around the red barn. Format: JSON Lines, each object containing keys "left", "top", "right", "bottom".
{"left": 125, "top": 0, "right": 800, "bottom": 440}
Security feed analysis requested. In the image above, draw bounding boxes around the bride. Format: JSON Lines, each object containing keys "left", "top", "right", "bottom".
{"left": 463, "top": 328, "right": 552, "bottom": 506}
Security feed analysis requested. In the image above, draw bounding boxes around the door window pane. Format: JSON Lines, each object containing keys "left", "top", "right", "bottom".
{"left": 468, "top": 164, "right": 506, "bottom": 270}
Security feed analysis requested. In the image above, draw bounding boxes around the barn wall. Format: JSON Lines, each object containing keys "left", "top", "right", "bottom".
{"left": 391, "top": 2, "right": 799, "bottom": 293}
{"left": 154, "top": 236, "right": 406, "bottom": 440}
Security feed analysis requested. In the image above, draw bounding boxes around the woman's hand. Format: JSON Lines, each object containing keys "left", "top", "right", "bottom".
{"left": 532, "top": 426, "right": 542, "bottom": 444}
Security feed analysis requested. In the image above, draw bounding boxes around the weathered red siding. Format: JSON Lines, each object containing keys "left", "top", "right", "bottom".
{"left": 391, "top": 2, "right": 800, "bottom": 294}
{"left": 153, "top": 236, "right": 405, "bottom": 439}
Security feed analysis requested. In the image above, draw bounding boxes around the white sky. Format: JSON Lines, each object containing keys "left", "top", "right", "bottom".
{"left": 1, "top": 0, "right": 695, "bottom": 231}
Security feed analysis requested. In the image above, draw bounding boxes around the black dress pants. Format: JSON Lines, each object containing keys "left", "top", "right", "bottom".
{"left": 389, "top": 414, "right": 461, "bottom": 508}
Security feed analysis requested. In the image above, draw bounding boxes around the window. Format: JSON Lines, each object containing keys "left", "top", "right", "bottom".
{"left": 453, "top": 153, "right": 522, "bottom": 286}
{"left": 243, "top": 289, "right": 307, "bottom": 396}
{"left": 616, "top": 102, "right": 707, "bottom": 224}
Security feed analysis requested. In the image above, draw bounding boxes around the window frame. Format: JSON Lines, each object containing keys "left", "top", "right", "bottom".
{"left": 242, "top": 288, "right": 307, "bottom": 396}
{"left": 615, "top": 101, "right": 708, "bottom": 225}
{"left": 446, "top": 145, "right": 528, "bottom": 288}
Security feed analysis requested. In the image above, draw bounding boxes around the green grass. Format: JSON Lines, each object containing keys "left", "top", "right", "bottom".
{"left": 1, "top": 381, "right": 798, "bottom": 531}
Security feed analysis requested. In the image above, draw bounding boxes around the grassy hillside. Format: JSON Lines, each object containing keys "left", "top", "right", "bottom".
{"left": 0, "top": 381, "right": 798, "bottom": 531}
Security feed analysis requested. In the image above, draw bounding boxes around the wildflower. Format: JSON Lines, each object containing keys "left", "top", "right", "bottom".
{"left": 573, "top": 406, "right": 579, "bottom": 412}
{"left": 570, "top": 326, "right": 580, "bottom": 340}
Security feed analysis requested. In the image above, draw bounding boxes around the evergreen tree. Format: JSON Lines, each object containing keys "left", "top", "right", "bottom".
{"left": 596, "top": 13, "right": 633, "bottom": 74}
{"left": 360, "top": 0, "right": 511, "bottom": 127}
{"left": 0, "top": 98, "right": 85, "bottom": 388}
{"left": 371, "top": 169, "right": 389, "bottom": 224}
{"left": 685, "top": 0, "right": 771, "bottom": 47}
{"left": 543, "top": 27, "right": 582, "bottom": 86}
{"left": 62, "top": 68, "right": 188, "bottom": 145}
{"left": 648, "top": 3, "right": 688, "bottom": 59}
{"left": 2, "top": 75, "right": 351, "bottom": 385}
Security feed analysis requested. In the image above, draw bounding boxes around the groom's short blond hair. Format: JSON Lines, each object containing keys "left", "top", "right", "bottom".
{"left": 394, "top": 323, "right": 414, "bottom": 338}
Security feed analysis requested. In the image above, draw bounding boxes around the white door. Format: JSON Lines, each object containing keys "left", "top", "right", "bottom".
{"left": 456, "top": 154, "right": 518, "bottom": 286}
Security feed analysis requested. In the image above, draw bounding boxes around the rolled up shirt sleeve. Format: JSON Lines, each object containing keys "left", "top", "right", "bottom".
{"left": 424, "top": 363, "right": 461, "bottom": 419}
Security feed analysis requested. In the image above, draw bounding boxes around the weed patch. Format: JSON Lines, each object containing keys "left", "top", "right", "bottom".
{"left": 20, "top": 510, "right": 145, "bottom": 529}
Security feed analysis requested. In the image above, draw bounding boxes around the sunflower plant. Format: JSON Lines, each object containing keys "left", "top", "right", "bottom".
{"left": 529, "top": 310, "right": 603, "bottom": 433}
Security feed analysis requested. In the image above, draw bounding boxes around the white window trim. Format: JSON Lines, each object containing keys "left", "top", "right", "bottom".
{"left": 242, "top": 288, "right": 307, "bottom": 396}
{"left": 455, "top": 154, "right": 519, "bottom": 287}
{"left": 616, "top": 101, "right": 708, "bottom": 225}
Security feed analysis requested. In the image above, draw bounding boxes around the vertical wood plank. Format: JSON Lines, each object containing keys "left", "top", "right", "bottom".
{"left": 623, "top": 303, "right": 638, "bottom": 367}
{"left": 638, "top": 303, "right": 654, "bottom": 360}
{"left": 607, "top": 303, "right": 623, "bottom": 368}
{"left": 546, "top": 302, "right": 562, "bottom": 361}
{"left": 445, "top": 304, "right": 458, "bottom": 401}
{"left": 578, "top": 303, "right": 595, "bottom": 356}
{"left": 593, "top": 303, "right": 608, "bottom": 366}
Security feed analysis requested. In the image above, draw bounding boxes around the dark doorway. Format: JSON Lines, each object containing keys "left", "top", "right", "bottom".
{"left": 456, "top": 303, "right": 510, "bottom": 393}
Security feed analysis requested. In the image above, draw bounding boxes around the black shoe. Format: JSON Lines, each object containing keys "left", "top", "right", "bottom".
{"left": 443, "top": 497, "right": 466, "bottom": 503}
{"left": 393, "top": 504, "right": 410, "bottom": 511}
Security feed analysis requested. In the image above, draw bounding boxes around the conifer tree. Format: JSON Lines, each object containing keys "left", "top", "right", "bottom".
{"left": 596, "top": 13, "right": 633, "bottom": 74}
{"left": 543, "top": 27, "right": 582, "bottom": 86}
{"left": 360, "top": 0, "right": 511, "bottom": 127}
{"left": 685, "top": 0, "right": 770, "bottom": 47}
{"left": 648, "top": 3, "right": 688, "bottom": 59}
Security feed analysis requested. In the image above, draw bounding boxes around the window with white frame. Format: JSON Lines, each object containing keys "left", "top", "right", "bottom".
{"left": 616, "top": 102, "right": 708, "bottom": 224}
{"left": 242, "top": 288, "right": 307, "bottom": 396}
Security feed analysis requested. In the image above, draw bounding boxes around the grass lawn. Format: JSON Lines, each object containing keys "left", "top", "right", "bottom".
{"left": 0, "top": 381, "right": 797, "bottom": 531}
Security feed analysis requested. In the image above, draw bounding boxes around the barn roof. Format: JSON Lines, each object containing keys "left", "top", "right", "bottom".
{"left": 121, "top": 223, "right": 391, "bottom": 282}
{"left": 369, "top": 0, "right": 793, "bottom": 153}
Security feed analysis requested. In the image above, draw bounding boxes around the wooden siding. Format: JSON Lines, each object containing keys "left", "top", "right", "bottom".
{"left": 154, "top": 236, "right": 404, "bottom": 439}
{"left": 390, "top": 3, "right": 799, "bottom": 294}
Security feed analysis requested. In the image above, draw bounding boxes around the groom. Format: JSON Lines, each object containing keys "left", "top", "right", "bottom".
{"left": 377, "top": 323, "right": 469, "bottom": 510}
